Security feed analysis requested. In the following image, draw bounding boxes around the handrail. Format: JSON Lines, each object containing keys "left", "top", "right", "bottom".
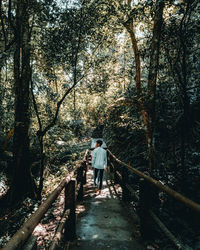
{"left": 2, "top": 163, "right": 85, "bottom": 250}
{"left": 107, "top": 149, "right": 200, "bottom": 214}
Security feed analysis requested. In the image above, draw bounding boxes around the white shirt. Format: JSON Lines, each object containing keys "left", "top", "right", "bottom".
{"left": 92, "top": 147, "right": 107, "bottom": 169}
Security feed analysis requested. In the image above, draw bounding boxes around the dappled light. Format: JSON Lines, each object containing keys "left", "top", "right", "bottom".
{"left": 0, "top": 173, "right": 8, "bottom": 198}
{"left": 68, "top": 169, "right": 141, "bottom": 249}
{"left": 92, "top": 234, "right": 99, "bottom": 239}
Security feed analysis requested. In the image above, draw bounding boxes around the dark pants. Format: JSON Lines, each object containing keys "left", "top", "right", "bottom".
{"left": 94, "top": 168, "right": 104, "bottom": 190}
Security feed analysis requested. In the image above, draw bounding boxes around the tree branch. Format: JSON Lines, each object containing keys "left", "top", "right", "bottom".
{"left": 40, "top": 81, "right": 77, "bottom": 136}
{"left": 31, "top": 79, "right": 43, "bottom": 132}
{"left": 148, "top": 0, "right": 165, "bottom": 93}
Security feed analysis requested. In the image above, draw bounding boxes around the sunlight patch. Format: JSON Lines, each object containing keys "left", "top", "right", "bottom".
{"left": 34, "top": 224, "right": 47, "bottom": 235}
{"left": 92, "top": 234, "right": 99, "bottom": 239}
{"left": 0, "top": 174, "right": 8, "bottom": 195}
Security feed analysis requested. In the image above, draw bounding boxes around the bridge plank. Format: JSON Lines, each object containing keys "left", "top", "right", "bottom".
{"left": 67, "top": 169, "right": 145, "bottom": 250}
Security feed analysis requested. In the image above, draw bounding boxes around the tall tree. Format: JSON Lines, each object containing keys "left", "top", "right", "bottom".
{"left": 113, "top": 0, "right": 164, "bottom": 174}
{"left": 9, "top": 0, "right": 36, "bottom": 203}
{"left": 146, "top": 0, "right": 165, "bottom": 174}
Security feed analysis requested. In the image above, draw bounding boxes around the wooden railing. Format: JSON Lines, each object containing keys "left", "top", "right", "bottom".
{"left": 2, "top": 154, "right": 88, "bottom": 250}
{"left": 107, "top": 149, "right": 200, "bottom": 250}
{"left": 3, "top": 148, "right": 199, "bottom": 249}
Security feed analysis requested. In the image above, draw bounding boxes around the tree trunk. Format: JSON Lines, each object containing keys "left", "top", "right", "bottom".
{"left": 73, "top": 88, "right": 76, "bottom": 120}
{"left": 125, "top": 21, "right": 141, "bottom": 93}
{"left": 123, "top": 2, "right": 149, "bottom": 173}
{"left": 9, "top": 0, "right": 36, "bottom": 204}
{"left": 146, "top": 0, "right": 164, "bottom": 175}
{"left": 30, "top": 0, "right": 83, "bottom": 198}
{"left": 37, "top": 135, "right": 45, "bottom": 199}
{"left": 124, "top": 0, "right": 164, "bottom": 175}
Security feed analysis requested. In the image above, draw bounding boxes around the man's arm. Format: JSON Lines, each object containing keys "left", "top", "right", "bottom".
{"left": 104, "top": 150, "right": 107, "bottom": 169}
{"left": 91, "top": 150, "right": 96, "bottom": 167}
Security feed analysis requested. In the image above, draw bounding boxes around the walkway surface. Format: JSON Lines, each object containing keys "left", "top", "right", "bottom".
{"left": 68, "top": 169, "right": 145, "bottom": 250}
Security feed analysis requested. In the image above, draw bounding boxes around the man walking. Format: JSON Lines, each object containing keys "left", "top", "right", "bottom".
{"left": 92, "top": 140, "right": 107, "bottom": 195}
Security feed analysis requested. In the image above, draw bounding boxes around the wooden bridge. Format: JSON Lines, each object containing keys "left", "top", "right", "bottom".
{"left": 2, "top": 149, "right": 200, "bottom": 250}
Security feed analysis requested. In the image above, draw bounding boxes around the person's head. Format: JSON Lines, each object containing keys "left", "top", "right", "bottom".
{"left": 96, "top": 140, "right": 103, "bottom": 148}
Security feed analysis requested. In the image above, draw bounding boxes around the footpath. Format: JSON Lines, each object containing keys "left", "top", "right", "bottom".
{"left": 68, "top": 169, "right": 145, "bottom": 250}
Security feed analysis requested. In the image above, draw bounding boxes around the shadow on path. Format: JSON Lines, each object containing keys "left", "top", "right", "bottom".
{"left": 67, "top": 169, "right": 145, "bottom": 250}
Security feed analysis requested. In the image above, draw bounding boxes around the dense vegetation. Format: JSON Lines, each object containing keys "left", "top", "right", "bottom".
{"left": 0, "top": 0, "right": 199, "bottom": 248}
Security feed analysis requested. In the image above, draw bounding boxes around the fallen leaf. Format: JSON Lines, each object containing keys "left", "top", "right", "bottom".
{"left": 147, "top": 245, "right": 155, "bottom": 250}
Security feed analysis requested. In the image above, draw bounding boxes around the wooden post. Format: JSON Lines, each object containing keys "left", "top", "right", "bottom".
{"left": 138, "top": 178, "right": 155, "bottom": 239}
{"left": 88, "top": 154, "right": 92, "bottom": 169}
{"left": 65, "top": 182, "right": 70, "bottom": 211}
{"left": 85, "top": 149, "right": 90, "bottom": 169}
{"left": 114, "top": 170, "right": 118, "bottom": 184}
{"left": 64, "top": 179, "right": 76, "bottom": 241}
{"left": 109, "top": 159, "right": 119, "bottom": 185}
{"left": 77, "top": 166, "right": 84, "bottom": 201}
{"left": 122, "top": 168, "right": 131, "bottom": 202}
{"left": 107, "top": 155, "right": 112, "bottom": 181}
{"left": 83, "top": 161, "right": 87, "bottom": 185}
{"left": 77, "top": 167, "right": 80, "bottom": 187}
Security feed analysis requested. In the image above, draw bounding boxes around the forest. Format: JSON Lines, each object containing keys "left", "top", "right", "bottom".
{"left": 0, "top": 0, "right": 200, "bottom": 249}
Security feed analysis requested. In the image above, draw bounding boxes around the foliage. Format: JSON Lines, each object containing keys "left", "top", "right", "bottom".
{"left": 0, "top": 0, "right": 199, "bottom": 247}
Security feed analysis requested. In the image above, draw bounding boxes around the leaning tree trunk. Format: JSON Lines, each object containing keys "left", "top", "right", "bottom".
{"left": 124, "top": 8, "right": 149, "bottom": 158}
{"left": 124, "top": 0, "right": 164, "bottom": 175}
{"left": 9, "top": 0, "right": 36, "bottom": 204}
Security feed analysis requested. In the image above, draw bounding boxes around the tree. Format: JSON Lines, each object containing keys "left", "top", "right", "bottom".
{"left": 9, "top": 0, "right": 37, "bottom": 203}
{"left": 111, "top": 0, "right": 164, "bottom": 174}
{"left": 30, "top": 0, "right": 116, "bottom": 198}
